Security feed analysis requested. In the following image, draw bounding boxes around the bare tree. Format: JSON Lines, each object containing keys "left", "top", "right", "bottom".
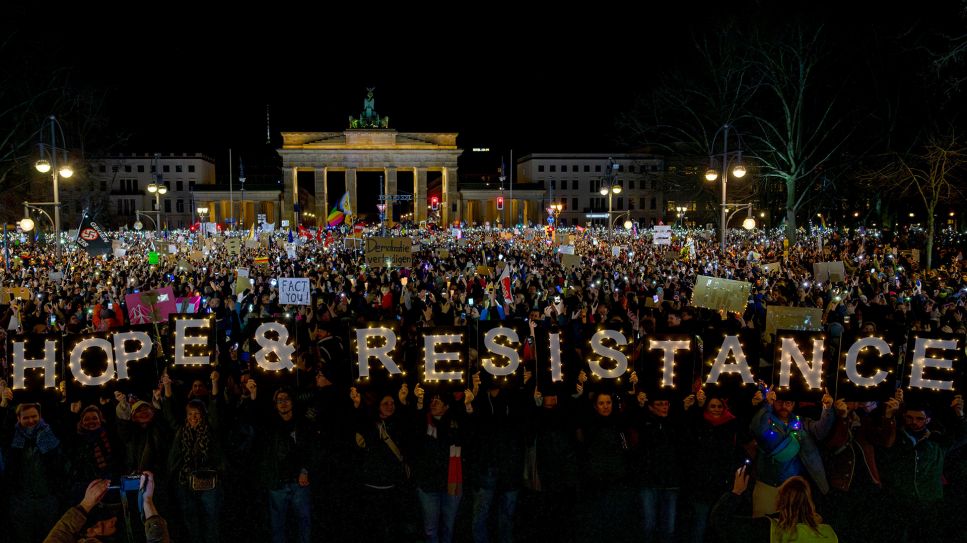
{"left": 894, "top": 133, "right": 965, "bottom": 270}
{"left": 746, "top": 27, "right": 851, "bottom": 243}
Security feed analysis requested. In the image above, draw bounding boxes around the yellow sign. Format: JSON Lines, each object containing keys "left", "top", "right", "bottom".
{"left": 1, "top": 287, "right": 31, "bottom": 304}
{"left": 691, "top": 275, "right": 752, "bottom": 314}
{"left": 226, "top": 238, "right": 242, "bottom": 256}
{"left": 365, "top": 237, "right": 413, "bottom": 268}
{"left": 765, "top": 306, "right": 823, "bottom": 341}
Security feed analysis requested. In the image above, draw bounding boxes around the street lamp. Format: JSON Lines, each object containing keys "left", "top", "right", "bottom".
{"left": 146, "top": 182, "right": 168, "bottom": 234}
{"left": 705, "top": 124, "right": 747, "bottom": 250}
{"left": 34, "top": 115, "right": 73, "bottom": 260}
{"left": 600, "top": 159, "right": 622, "bottom": 242}
{"left": 547, "top": 203, "right": 563, "bottom": 227}
{"left": 675, "top": 206, "right": 687, "bottom": 227}
{"left": 197, "top": 206, "right": 209, "bottom": 235}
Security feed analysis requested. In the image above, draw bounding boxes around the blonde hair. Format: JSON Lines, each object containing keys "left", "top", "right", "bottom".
{"left": 775, "top": 476, "right": 823, "bottom": 535}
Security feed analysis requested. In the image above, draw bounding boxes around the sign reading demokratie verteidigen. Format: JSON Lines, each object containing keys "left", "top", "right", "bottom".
{"left": 365, "top": 237, "right": 413, "bottom": 268}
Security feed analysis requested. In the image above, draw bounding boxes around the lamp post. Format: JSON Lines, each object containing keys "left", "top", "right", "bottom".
{"left": 723, "top": 203, "right": 757, "bottom": 232}
{"left": 675, "top": 206, "right": 687, "bottom": 228}
{"left": 34, "top": 115, "right": 73, "bottom": 260}
{"left": 705, "top": 124, "right": 747, "bottom": 251}
{"left": 599, "top": 157, "right": 622, "bottom": 242}
{"left": 146, "top": 182, "right": 168, "bottom": 234}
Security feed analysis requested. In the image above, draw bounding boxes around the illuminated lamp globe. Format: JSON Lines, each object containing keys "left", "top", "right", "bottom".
{"left": 705, "top": 169, "right": 718, "bottom": 181}
{"left": 732, "top": 164, "right": 747, "bottom": 178}
{"left": 599, "top": 186, "right": 609, "bottom": 196}
{"left": 623, "top": 220, "right": 633, "bottom": 230}
{"left": 35, "top": 160, "right": 51, "bottom": 173}
{"left": 19, "top": 218, "right": 35, "bottom": 232}
{"left": 158, "top": 185, "right": 168, "bottom": 195}
{"left": 58, "top": 165, "right": 73, "bottom": 178}
{"left": 612, "top": 184, "right": 622, "bottom": 194}
{"left": 133, "top": 221, "right": 143, "bottom": 231}
{"left": 742, "top": 217, "right": 756, "bottom": 230}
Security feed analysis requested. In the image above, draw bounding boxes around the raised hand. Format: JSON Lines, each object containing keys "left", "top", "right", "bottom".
{"left": 884, "top": 396, "right": 901, "bottom": 418}
{"left": 637, "top": 391, "right": 648, "bottom": 407}
{"left": 79, "top": 479, "right": 111, "bottom": 513}
{"left": 822, "top": 388, "right": 833, "bottom": 410}
{"left": 70, "top": 400, "right": 82, "bottom": 414}
{"left": 952, "top": 394, "right": 964, "bottom": 417}
{"left": 398, "top": 383, "right": 409, "bottom": 405}
{"left": 751, "top": 391, "right": 763, "bottom": 406}
{"left": 696, "top": 388, "right": 706, "bottom": 407}
{"left": 350, "top": 387, "right": 361, "bottom": 409}
{"left": 245, "top": 379, "right": 258, "bottom": 400}
{"left": 684, "top": 394, "right": 696, "bottom": 410}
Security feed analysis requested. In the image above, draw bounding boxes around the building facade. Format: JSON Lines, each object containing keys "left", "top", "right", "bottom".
{"left": 66, "top": 153, "right": 217, "bottom": 230}
{"left": 514, "top": 153, "right": 668, "bottom": 227}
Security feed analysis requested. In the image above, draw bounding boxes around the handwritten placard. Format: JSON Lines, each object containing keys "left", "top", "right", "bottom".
{"left": 365, "top": 237, "right": 413, "bottom": 268}
{"left": 691, "top": 275, "right": 752, "bottom": 314}
{"left": 277, "top": 278, "right": 311, "bottom": 305}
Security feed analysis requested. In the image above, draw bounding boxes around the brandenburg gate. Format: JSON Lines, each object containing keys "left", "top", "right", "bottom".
{"left": 278, "top": 90, "right": 463, "bottom": 225}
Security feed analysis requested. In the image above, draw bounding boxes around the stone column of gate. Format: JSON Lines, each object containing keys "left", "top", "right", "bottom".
{"left": 414, "top": 167, "right": 428, "bottom": 222}
{"left": 384, "top": 167, "right": 398, "bottom": 225}
{"left": 346, "top": 168, "right": 358, "bottom": 224}
{"left": 442, "top": 167, "right": 459, "bottom": 225}
{"left": 315, "top": 167, "right": 328, "bottom": 224}
{"left": 283, "top": 167, "right": 297, "bottom": 222}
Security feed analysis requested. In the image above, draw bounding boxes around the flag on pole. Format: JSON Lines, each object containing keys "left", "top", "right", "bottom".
{"left": 74, "top": 215, "right": 112, "bottom": 256}
{"left": 248, "top": 223, "right": 256, "bottom": 240}
{"left": 498, "top": 264, "right": 513, "bottom": 305}
{"left": 288, "top": 229, "right": 295, "bottom": 244}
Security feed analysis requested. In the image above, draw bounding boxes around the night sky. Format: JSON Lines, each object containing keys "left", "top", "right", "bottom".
{"left": 5, "top": 3, "right": 960, "bottom": 164}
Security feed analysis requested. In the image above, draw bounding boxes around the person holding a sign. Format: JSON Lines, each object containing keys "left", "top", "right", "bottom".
{"left": 161, "top": 371, "right": 225, "bottom": 543}
{"left": 749, "top": 387, "right": 835, "bottom": 517}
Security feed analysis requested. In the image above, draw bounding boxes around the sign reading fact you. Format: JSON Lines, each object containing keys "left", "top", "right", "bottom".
{"left": 278, "top": 278, "right": 311, "bottom": 305}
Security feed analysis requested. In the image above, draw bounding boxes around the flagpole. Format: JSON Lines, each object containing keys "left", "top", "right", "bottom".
{"left": 228, "top": 148, "right": 234, "bottom": 231}
{"left": 509, "top": 149, "right": 515, "bottom": 226}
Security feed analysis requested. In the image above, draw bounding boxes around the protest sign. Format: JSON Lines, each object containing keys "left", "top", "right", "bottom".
{"left": 277, "top": 278, "right": 311, "bottom": 305}
{"left": 1, "top": 287, "right": 31, "bottom": 304}
{"left": 558, "top": 245, "right": 575, "bottom": 255}
{"left": 365, "top": 237, "right": 413, "bottom": 268}
{"left": 168, "top": 244, "right": 177, "bottom": 254}
{"left": 148, "top": 252, "right": 159, "bottom": 265}
{"left": 561, "top": 254, "right": 582, "bottom": 269}
{"left": 226, "top": 238, "right": 242, "bottom": 256}
{"left": 813, "top": 261, "right": 846, "bottom": 283}
{"left": 765, "top": 306, "right": 823, "bottom": 341}
{"left": 6, "top": 322, "right": 963, "bottom": 396}
{"left": 125, "top": 286, "right": 177, "bottom": 324}
{"left": 762, "top": 262, "right": 782, "bottom": 274}
{"left": 653, "top": 225, "right": 672, "bottom": 245}
{"left": 691, "top": 275, "right": 752, "bottom": 314}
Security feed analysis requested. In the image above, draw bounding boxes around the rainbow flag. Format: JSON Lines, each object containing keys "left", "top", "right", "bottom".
{"left": 253, "top": 255, "right": 269, "bottom": 266}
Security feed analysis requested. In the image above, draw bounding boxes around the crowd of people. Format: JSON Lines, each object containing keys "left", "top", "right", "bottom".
{"left": 0, "top": 222, "right": 965, "bottom": 543}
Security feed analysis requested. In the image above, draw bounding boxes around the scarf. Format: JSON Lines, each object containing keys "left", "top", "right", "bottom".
{"left": 704, "top": 408, "right": 737, "bottom": 427}
{"left": 179, "top": 422, "right": 211, "bottom": 484}
{"left": 12, "top": 421, "right": 60, "bottom": 454}
{"left": 81, "top": 428, "right": 113, "bottom": 473}
{"left": 426, "top": 413, "right": 463, "bottom": 496}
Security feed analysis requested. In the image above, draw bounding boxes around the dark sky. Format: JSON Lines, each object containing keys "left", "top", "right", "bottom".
{"left": 8, "top": 3, "right": 959, "bottom": 162}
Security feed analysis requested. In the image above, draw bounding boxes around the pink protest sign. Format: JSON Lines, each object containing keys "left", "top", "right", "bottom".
{"left": 176, "top": 296, "right": 202, "bottom": 314}
{"left": 125, "top": 287, "right": 177, "bottom": 324}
